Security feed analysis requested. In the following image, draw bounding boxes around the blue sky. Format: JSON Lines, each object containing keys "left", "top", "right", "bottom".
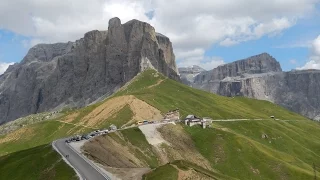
{"left": 0, "top": 30, "right": 30, "bottom": 63}
{"left": 0, "top": 0, "right": 320, "bottom": 73}
{"left": 204, "top": 9, "right": 320, "bottom": 71}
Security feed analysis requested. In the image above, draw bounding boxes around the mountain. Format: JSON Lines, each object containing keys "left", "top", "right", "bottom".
{"left": 193, "top": 53, "right": 320, "bottom": 120}
{"left": 178, "top": 65, "right": 206, "bottom": 86}
{"left": 0, "top": 17, "right": 179, "bottom": 124}
{"left": 1, "top": 69, "right": 319, "bottom": 180}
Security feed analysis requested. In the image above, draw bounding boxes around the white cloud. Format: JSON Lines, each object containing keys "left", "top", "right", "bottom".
{"left": 297, "top": 35, "right": 320, "bottom": 69}
{"left": 313, "top": 35, "right": 320, "bottom": 56}
{"left": 0, "top": 62, "right": 14, "bottom": 75}
{"left": 220, "top": 38, "right": 239, "bottom": 47}
{"left": 0, "top": 0, "right": 318, "bottom": 67}
{"left": 175, "top": 48, "right": 225, "bottom": 70}
{"left": 199, "top": 57, "right": 225, "bottom": 70}
{"left": 273, "top": 41, "right": 312, "bottom": 48}
{"left": 290, "top": 59, "right": 297, "bottom": 64}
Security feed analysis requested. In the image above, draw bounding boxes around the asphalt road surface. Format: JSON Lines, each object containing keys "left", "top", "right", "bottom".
{"left": 53, "top": 139, "right": 109, "bottom": 180}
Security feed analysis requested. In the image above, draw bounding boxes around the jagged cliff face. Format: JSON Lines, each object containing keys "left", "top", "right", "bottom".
{"left": 193, "top": 53, "right": 320, "bottom": 120}
{"left": 0, "top": 17, "right": 179, "bottom": 124}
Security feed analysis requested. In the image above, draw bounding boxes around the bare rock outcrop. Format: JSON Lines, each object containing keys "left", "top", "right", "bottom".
{"left": 193, "top": 53, "right": 320, "bottom": 120}
{"left": 0, "top": 17, "right": 179, "bottom": 124}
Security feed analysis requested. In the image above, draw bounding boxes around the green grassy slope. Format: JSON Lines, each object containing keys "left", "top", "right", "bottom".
{"left": 0, "top": 144, "right": 77, "bottom": 180}
{"left": 0, "top": 120, "right": 92, "bottom": 179}
{"left": 101, "top": 104, "right": 134, "bottom": 128}
{"left": 0, "top": 120, "right": 92, "bottom": 156}
{"left": 116, "top": 69, "right": 320, "bottom": 179}
{"left": 185, "top": 122, "right": 320, "bottom": 180}
{"left": 0, "top": 69, "right": 318, "bottom": 180}
{"left": 116, "top": 69, "right": 307, "bottom": 120}
{"left": 120, "top": 127, "right": 159, "bottom": 168}
{"left": 143, "top": 164, "right": 178, "bottom": 180}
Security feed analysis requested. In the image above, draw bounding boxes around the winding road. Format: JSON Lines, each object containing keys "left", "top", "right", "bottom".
{"left": 52, "top": 118, "right": 298, "bottom": 179}
{"left": 52, "top": 139, "right": 110, "bottom": 180}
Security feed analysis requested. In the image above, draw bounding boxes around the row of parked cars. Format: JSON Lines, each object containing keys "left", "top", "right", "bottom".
{"left": 137, "top": 120, "right": 156, "bottom": 125}
{"left": 65, "top": 129, "right": 109, "bottom": 143}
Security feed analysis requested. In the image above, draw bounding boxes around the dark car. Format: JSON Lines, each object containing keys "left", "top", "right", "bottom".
{"left": 81, "top": 135, "right": 87, "bottom": 140}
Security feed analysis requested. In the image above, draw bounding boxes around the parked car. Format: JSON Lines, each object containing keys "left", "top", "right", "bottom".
{"left": 81, "top": 135, "right": 87, "bottom": 140}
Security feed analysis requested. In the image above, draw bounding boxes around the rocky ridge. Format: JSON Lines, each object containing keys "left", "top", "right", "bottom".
{"left": 0, "top": 17, "right": 179, "bottom": 124}
{"left": 192, "top": 53, "right": 320, "bottom": 120}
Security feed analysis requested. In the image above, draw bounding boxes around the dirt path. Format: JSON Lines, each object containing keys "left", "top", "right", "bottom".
{"left": 146, "top": 78, "right": 165, "bottom": 89}
{"left": 56, "top": 120, "right": 95, "bottom": 129}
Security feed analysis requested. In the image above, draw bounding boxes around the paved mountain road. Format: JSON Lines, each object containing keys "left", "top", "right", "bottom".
{"left": 52, "top": 139, "right": 110, "bottom": 180}
{"left": 52, "top": 118, "right": 299, "bottom": 179}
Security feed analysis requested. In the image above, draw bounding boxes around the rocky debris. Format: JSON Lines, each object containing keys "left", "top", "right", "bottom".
{"left": 0, "top": 17, "right": 179, "bottom": 124}
{"left": 192, "top": 53, "right": 320, "bottom": 120}
{"left": 261, "top": 134, "right": 268, "bottom": 139}
{"left": 0, "top": 112, "right": 61, "bottom": 135}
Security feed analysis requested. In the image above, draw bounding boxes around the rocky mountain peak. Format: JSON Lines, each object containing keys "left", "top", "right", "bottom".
{"left": 109, "top": 17, "right": 122, "bottom": 27}
{"left": 194, "top": 53, "right": 282, "bottom": 84}
{"left": 192, "top": 53, "right": 320, "bottom": 120}
{"left": 0, "top": 17, "right": 179, "bottom": 124}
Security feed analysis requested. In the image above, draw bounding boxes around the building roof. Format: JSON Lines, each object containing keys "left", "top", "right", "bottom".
{"left": 186, "top": 115, "right": 194, "bottom": 119}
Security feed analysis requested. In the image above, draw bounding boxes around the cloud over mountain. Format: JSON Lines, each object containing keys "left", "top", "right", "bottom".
{"left": 0, "top": 0, "right": 318, "bottom": 67}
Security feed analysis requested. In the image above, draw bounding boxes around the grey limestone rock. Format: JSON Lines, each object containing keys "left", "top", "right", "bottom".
{"left": 193, "top": 53, "right": 320, "bottom": 120}
{"left": 0, "top": 17, "right": 179, "bottom": 124}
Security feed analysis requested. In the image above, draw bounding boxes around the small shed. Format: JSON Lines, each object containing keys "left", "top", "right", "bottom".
{"left": 109, "top": 124, "right": 117, "bottom": 131}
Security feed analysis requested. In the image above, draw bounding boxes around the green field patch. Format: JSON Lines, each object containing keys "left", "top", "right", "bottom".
{"left": 100, "top": 104, "right": 133, "bottom": 128}
{"left": 0, "top": 144, "right": 77, "bottom": 180}
{"left": 142, "top": 163, "right": 178, "bottom": 180}
{"left": 121, "top": 127, "right": 159, "bottom": 168}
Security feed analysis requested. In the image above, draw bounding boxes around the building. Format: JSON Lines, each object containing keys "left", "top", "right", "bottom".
{"left": 184, "top": 115, "right": 211, "bottom": 129}
{"left": 184, "top": 115, "right": 201, "bottom": 126}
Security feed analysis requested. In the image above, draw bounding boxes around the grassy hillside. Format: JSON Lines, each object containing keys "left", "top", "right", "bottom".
{"left": 115, "top": 70, "right": 306, "bottom": 120}
{"left": 185, "top": 122, "right": 320, "bottom": 180}
{"left": 0, "top": 69, "right": 319, "bottom": 180}
{"left": 0, "top": 144, "right": 77, "bottom": 180}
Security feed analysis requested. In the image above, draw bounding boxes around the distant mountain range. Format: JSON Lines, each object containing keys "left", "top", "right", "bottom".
{"left": 180, "top": 53, "right": 320, "bottom": 120}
